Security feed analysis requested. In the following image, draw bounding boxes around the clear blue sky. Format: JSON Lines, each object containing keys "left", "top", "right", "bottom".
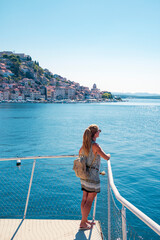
{"left": 1, "top": 0, "right": 160, "bottom": 93}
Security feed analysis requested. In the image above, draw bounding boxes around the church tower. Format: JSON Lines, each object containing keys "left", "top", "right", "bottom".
{"left": 93, "top": 83, "right": 97, "bottom": 89}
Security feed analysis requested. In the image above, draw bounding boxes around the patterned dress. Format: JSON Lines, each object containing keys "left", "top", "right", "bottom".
{"left": 81, "top": 144, "right": 101, "bottom": 193}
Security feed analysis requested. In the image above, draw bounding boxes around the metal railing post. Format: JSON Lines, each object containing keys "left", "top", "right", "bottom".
{"left": 108, "top": 173, "right": 111, "bottom": 240}
{"left": 92, "top": 194, "right": 97, "bottom": 222}
{"left": 23, "top": 158, "right": 36, "bottom": 219}
{"left": 122, "top": 205, "right": 127, "bottom": 240}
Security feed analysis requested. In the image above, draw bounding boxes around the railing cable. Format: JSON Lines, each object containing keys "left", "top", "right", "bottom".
{"left": 107, "top": 160, "right": 160, "bottom": 236}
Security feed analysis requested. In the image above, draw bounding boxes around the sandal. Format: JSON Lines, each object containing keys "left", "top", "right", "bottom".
{"left": 79, "top": 224, "right": 93, "bottom": 230}
{"left": 87, "top": 220, "right": 95, "bottom": 225}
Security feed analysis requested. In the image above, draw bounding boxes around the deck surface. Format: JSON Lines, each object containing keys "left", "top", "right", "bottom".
{"left": 0, "top": 219, "right": 103, "bottom": 240}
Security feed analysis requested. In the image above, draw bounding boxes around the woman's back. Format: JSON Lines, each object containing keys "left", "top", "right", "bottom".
{"left": 87, "top": 144, "right": 101, "bottom": 170}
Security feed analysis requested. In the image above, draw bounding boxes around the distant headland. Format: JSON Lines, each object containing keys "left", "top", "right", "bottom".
{"left": 0, "top": 51, "right": 122, "bottom": 103}
{"left": 113, "top": 92, "right": 160, "bottom": 99}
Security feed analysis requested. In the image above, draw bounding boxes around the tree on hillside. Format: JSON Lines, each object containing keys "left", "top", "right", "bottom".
{"left": 34, "top": 61, "right": 39, "bottom": 66}
{"left": 27, "top": 56, "right": 32, "bottom": 61}
{"left": 33, "top": 62, "right": 44, "bottom": 76}
{"left": 38, "top": 67, "right": 44, "bottom": 75}
{"left": 56, "top": 81, "right": 60, "bottom": 87}
{"left": 10, "top": 61, "right": 21, "bottom": 77}
{"left": 26, "top": 71, "right": 34, "bottom": 79}
{"left": 3, "top": 54, "right": 21, "bottom": 77}
{"left": 9, "top": 54, "right": 21, "bottom": 63}
{"left": 33, "top": 63, "right": 39, "bottom": 72}
{"left": 102, "top": 92, "right": 113, "bottom": 99}
{"left": 2, "top": 54, "right": 9, "bottom": 58}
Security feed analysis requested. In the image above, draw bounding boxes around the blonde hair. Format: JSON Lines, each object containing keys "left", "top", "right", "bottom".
{"left": 82, "top": 124, "right": 99, "bottom": 156}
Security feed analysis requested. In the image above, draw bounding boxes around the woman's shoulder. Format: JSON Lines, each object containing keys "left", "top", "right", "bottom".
{"left": 92, "top": 142, "right": 100, "bottom": 152}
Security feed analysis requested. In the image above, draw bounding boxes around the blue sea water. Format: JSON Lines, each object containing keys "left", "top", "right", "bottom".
{"left": 0, "top": 99, "right": 160, "bottom": 239}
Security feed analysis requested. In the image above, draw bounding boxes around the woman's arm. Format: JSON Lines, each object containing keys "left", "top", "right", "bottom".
{"left": 93, "top": 143, "right": 110, "bottom": 160}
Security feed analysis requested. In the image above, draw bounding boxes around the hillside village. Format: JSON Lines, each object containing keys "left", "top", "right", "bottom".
{"left": 0, "top": 51, "right": 119, "bottom": 103}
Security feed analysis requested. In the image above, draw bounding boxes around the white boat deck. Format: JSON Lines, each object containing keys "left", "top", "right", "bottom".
{"left": 0, "top": 219, "right": 103, "bottom": 240}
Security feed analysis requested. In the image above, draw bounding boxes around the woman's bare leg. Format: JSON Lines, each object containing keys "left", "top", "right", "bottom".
{"left": 81, "top": 191, "right": 88, "bottom": 214}
{"left": 81, "top": 191, "right": 93, "bottom": 226}
{"left": 80, "top": 192, "right": 97, "bottom": 228}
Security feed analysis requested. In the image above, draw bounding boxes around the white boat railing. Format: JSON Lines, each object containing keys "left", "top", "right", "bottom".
{"left": 0, "top": 155, "right": 99, "bottom": 224}
{"left": 107, "top": 159, "right": 160, "bottom": 239}
{"left": 0, "top": 155, "right": 160, "bottom": 239}
{"left": 0, "top": 155, "right": 78, "bottom": 161}
{"left": 0, "top": 155, "right": 79, "bottom": 220}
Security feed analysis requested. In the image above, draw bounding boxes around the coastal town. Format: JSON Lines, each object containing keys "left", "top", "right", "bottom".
{"left": 0, "top": 51, "right": 121, "bottom": 103}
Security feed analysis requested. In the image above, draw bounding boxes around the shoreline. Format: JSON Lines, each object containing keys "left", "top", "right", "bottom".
{"left": 0, "top": 99, "right": 123, "bottom": 104}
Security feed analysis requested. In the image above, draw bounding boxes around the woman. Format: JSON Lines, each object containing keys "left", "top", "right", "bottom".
{"left": 79, "top": 124, "right": 110, "bottom": 230}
